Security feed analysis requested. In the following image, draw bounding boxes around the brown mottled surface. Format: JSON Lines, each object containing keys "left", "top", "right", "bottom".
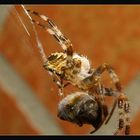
{"left": 0, "top": 5, "right": 140, "bottom": 134}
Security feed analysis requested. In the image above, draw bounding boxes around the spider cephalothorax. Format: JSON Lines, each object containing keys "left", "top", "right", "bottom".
{"left": 25, "top": 9, "right": 130, "bottom": 135}
{"left": 43, "top": 52, "right": 93, "bottom": 89}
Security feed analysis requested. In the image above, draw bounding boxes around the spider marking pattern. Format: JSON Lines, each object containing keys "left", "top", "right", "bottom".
{"left": 26, "top": 9, "right": 130, "bottom": 135}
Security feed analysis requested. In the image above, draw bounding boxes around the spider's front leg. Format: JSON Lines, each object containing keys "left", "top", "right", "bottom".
{"left": 26, "top": 9, "right": 73, "bottom": 59}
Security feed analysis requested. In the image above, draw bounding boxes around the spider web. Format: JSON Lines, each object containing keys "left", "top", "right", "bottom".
{"left": 15, "top": 5, "right": 47, "bottom": 63}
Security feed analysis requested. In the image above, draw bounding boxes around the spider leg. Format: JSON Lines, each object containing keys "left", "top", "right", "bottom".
{"left": 63, "top": 82, "right": 71, "bottom": 88}
{"left": 45, "top": 69, "right": 64, "bottom": 97}
{"left": 92, "top": 63, "right": 122, "bottom": 92}
{"left": 91, "top": 63, "right": 122, "bottom": 122}
{"left": 58, "top": 79, "right": 66, "bottom": 98}
{"left": 124, "top": 99, "right": 130, "bottom": 135}
{"left": 90, "top": 63, "right": 130, "bottom": 133}
{"left": 97, "top": 83, "right": 109, "bottom": 118}
{"left": 90, "top": 84, "right": 109, "bottom": 134}
{"left": 114, "top": 94, "right": 130, "bottom": 135}
{"left": 99, "top": 87, "right": 118, "bottom": 125}
{"left": 49, "top": 71, "right": 70, "bottom": 97}
{"left": 57, "top": 79, "right": 71, "bottom": 97}
{"left": 104, "top": 87, "right": 118, "bottom": 97}
{"left": 102, "top": 88, "right": 119, "bottom": 123}
{"left": 26, "top": 9, "right": 73, "bottom": 57}
{"left": 114, "top": 94, "right": 126, "bottom": 135}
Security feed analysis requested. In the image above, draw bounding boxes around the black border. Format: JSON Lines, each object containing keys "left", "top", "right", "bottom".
{"left": 0, "top": 0, "right": 140, "bottom": 4}
{"left": 0, "top": 136, "right": 140, "bottom": 140}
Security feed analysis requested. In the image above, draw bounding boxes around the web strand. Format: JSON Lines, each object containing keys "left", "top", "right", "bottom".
{"left": 21, "top": 5, "right": 47, "bottom": 63}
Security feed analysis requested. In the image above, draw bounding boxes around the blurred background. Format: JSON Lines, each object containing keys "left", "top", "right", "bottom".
{"left": 0, "top": 5, "right": 140, "bottom": 135}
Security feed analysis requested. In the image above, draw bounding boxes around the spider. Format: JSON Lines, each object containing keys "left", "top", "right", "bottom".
{"left": 26, "top": 9, "right": 130, "bottom": 135}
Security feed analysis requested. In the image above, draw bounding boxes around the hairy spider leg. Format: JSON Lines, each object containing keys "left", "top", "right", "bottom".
{"left": 26, "top": 9, "right": 74, "bottom": 96}
{"left": 48, "top": 71, "right": 64, "bottom": 97}
{"left": 90, "top": 82, "right": 109, "bottom": 134}
{"left": 124, "top": 99, "right": 130, "bottom": 135}
{"left": 26, "top": 9, "right": 73, "bottom": 58}
{"left": 43, "top": 66, "right": 70, "bottom": 97}
{"left": 52, "top": 75, "right": 70, "bottom": 97}
{"left": 114, "top": 94, "right": 130, "bottom": 135}
{"left": 89, "top": 63, "right": 130, "bottom": 134}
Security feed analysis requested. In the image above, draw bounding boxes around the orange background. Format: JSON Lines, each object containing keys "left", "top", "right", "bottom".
{"left": 0, "top": 5, "right": 140, "bottom": 135}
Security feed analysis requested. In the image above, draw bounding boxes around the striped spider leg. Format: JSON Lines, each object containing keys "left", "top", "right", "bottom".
{"left": 26, "top": 9, "right": 73, "bottom": 57}
{"left": 87, "top": 63, "right": 130, "bottom": 135}
{"left": 114, "top": 93, "right": 130, "bottom": 135}
{"left": 26, "top": 9, "right": 74, "bottom": 96}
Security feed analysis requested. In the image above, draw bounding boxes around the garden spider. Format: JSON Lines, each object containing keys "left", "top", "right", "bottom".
{"left": 26, "top": 9, "right": 130, "bottom": 135}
